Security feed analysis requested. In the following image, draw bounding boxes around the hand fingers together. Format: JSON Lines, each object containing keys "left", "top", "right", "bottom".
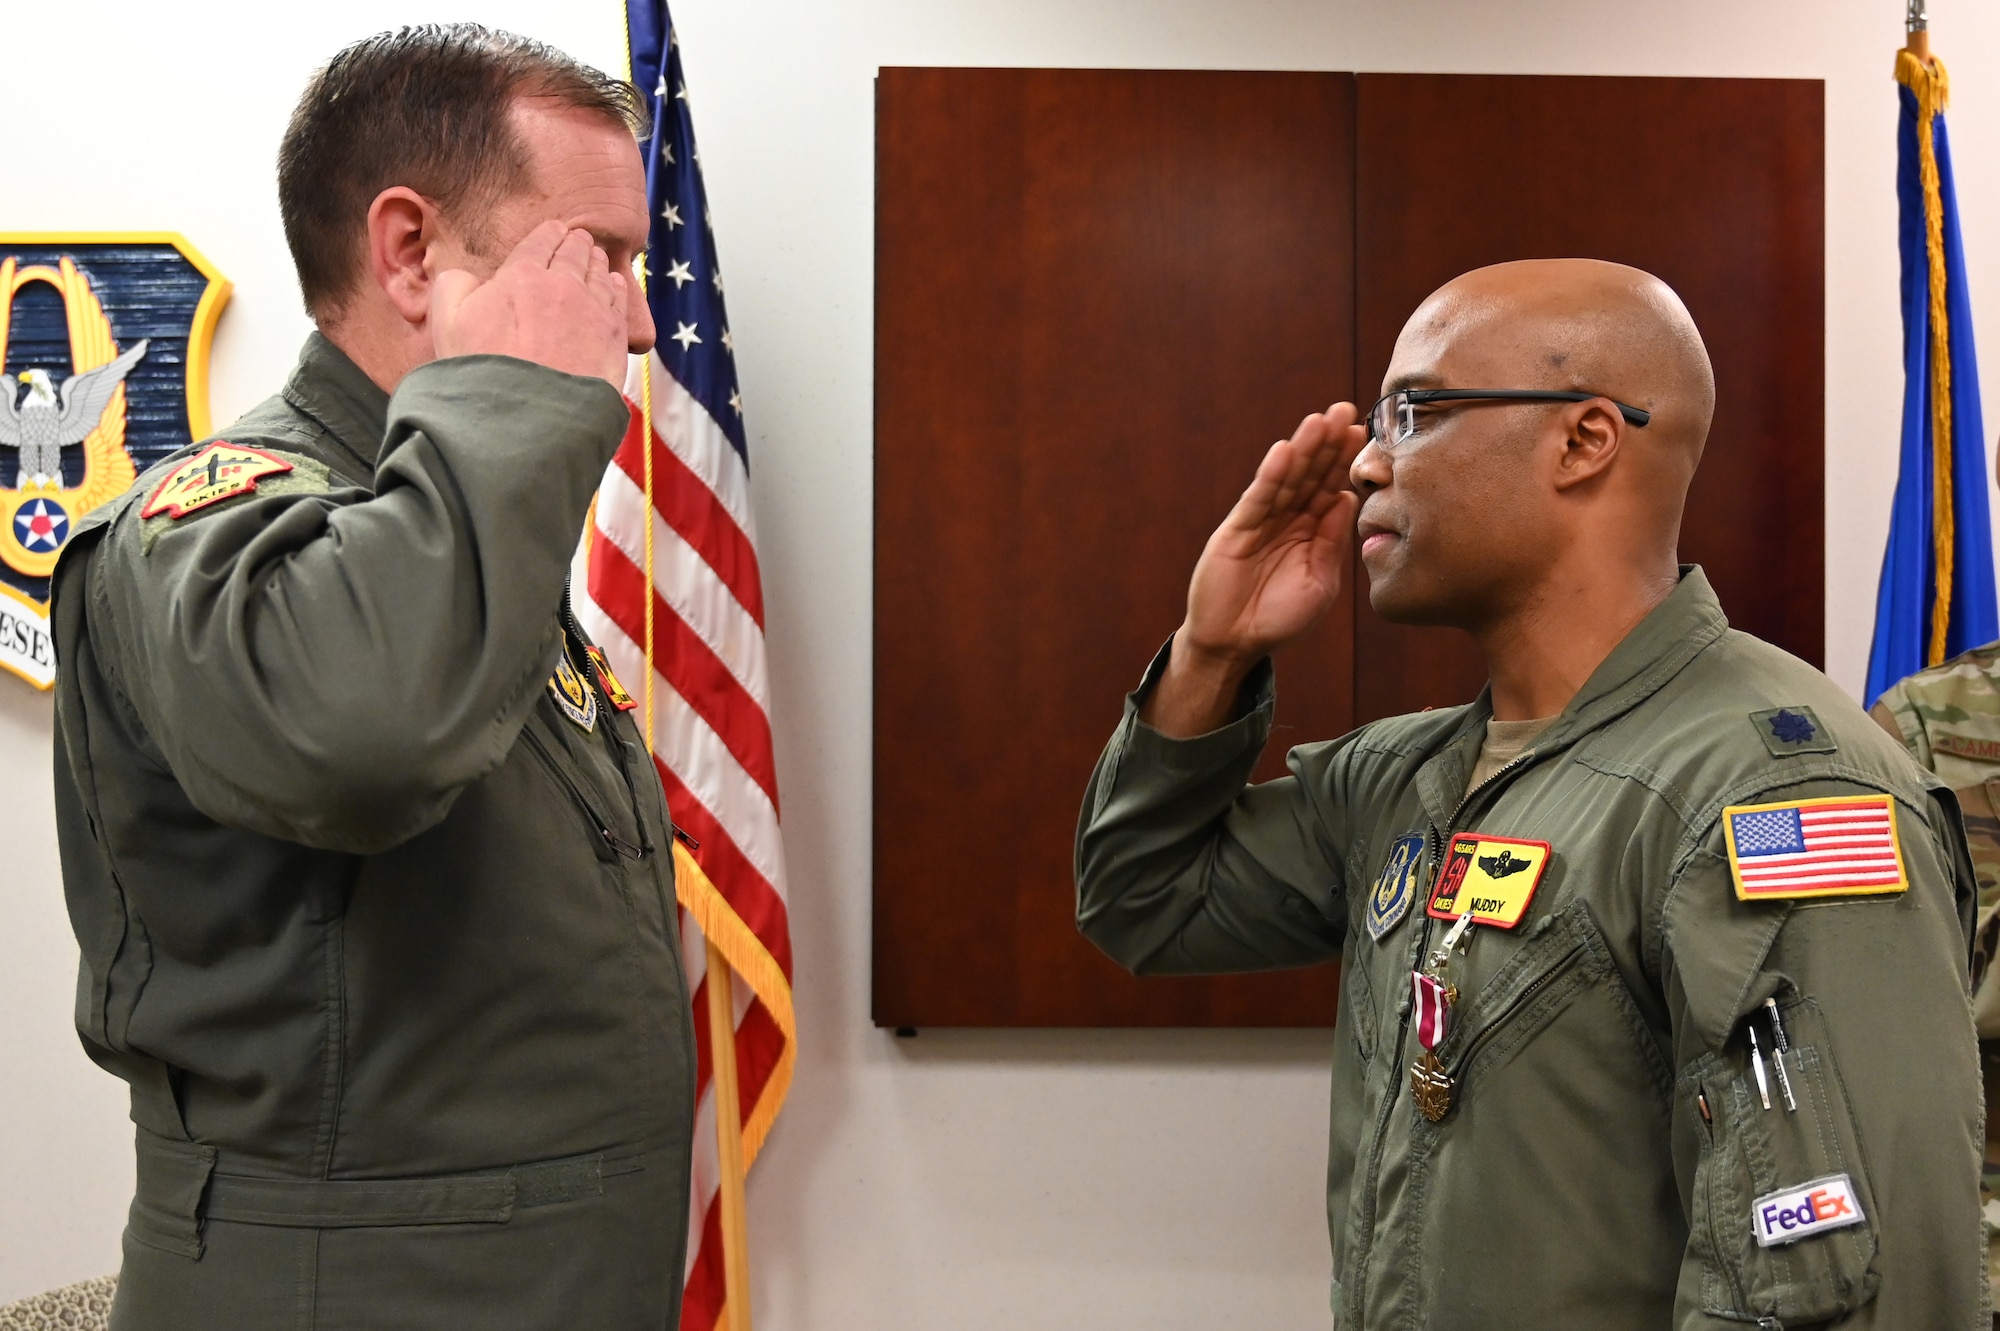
{"left": 508, "top": 218, "right": 571, "bottom": 272}
{"left": 550, "top": 227, "right": 595, "bottom": 278}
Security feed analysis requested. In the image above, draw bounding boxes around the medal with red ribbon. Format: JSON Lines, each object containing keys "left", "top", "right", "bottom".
{"left": 1412, "top": 971, "right": 1453, "bottom": 1049}
{"left": 1410, "top": 908, "right": 1476, "bottom": 1122}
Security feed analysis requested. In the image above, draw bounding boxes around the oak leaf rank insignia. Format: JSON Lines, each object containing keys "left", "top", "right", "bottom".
{"left": 140, "top": 443, "right": 293, "bottom": 521}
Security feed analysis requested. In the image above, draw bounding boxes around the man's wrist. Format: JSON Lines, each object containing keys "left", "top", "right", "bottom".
{"left": 1171, "top": 631, "right": 1262, "bottom": 691}
{"left": 1139, "top": 629, "right": 1263, "bottom": 738}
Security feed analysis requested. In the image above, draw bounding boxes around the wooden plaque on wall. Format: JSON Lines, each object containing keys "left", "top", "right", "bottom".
{"left": 874, "top": 69, "right": 1824, "bottom": 1028}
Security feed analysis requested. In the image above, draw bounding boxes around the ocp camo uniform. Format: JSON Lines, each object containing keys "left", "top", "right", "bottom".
{"left": 1872, "top": 640, "right": 2000, "bottom": 1313}
{"left": 1077, "top": 568, "right": 1985, "bottom": 1328}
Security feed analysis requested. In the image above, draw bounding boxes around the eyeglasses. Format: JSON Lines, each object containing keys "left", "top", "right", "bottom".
{"left": 1365, "top": 389, "right": 1651, "bottom": 450}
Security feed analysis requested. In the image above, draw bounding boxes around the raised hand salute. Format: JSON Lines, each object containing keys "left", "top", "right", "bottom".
{"left": 1081, "top": 259, "right": 1986, "bottom": 1330}
{"left": 49, "top": 29, "right": 701, "bottom": 1330}
{"left": 1143, "top": 402, "right": 1366, "bottom": 737}
{"left": 430, "top": 219, "right": 639, "bottom": 389}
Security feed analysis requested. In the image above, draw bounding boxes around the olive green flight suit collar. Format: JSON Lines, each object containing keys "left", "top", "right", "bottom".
{"left": 1413, "top": 565, "right": 1731, "bottom": 830}
{"left": 280, "top": 331, "right": 392, "bottom": 476}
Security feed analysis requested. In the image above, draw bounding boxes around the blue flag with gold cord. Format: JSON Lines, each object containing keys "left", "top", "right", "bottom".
{"left": 1866, "top": 50, "right": 1998, "bottom": 705}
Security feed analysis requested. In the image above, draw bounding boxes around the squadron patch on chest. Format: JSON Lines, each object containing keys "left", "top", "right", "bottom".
{"left": 1425, "top": 833, "right": 1551, "bottom": 929}
{"left": 139, "top": 443, "right": 294, "bottom": 520}
{"left": 1367, "top": 833, "right": 1425, "bottom": 940}
{"left": 548, "top": 651, "right": 598, "bottom": 732}
{"left": 585, "top": 646, "right": 639, "bottom": 712}
{"left": 1722, "top": 794, "right": 1908, "bottom": 901}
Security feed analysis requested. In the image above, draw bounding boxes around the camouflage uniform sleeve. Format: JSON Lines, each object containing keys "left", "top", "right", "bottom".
{"left": 81, "top": 355, "right": 629, "bottom": 854}
{"left": 1869, "top": 697, "right": 1911, "bottom": 748}
{"left": 1870, "top": 680, "right": 1935, "bottom": 769}
{"left": 1661, "top": 777, "right": 1985, "bottom": 1329}
{"left": 1074, "top": 641, "right": 1347, "bottom": 975}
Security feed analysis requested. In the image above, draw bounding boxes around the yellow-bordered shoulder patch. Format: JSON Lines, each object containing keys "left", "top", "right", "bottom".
{"left": 140, "top": 443, "right": 292, "bottom": 520}
{"left": 1722, "top": 794, "right": 1908, "bottom": 901}
{"left": 1425, "top": 833, "right": 1552, "bottom": 929}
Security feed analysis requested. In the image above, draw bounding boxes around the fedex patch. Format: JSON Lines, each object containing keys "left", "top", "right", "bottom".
{"left": 1751, "top": 1174, "right": 1864, "bottom": 1247}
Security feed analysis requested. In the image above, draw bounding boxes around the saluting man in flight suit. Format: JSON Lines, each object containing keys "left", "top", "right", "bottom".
{"left": 49, "top": 26, "right": 695, "bottom": 1329}
{"left": 1076, "top": 259, "right": 1986, "bottom": 1328}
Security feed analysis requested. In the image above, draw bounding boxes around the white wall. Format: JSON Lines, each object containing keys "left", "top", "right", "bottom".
{"left": 3, "top": 0, "right": 1996, "bottom": 1325}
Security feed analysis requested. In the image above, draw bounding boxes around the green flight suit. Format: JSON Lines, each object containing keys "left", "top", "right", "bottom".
{"left": 49, "top": 334, "right": 696, "bottom": 1330}
{"left": 1076, "top": 569, "right": 1985, "bottom": 1329}
{"left": 1870, "top": 641, "right": 2000, "bottom": 1313}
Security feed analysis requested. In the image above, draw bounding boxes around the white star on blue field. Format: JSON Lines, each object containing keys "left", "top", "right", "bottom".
{"left": 630, "top": 8, "right": 748, "bottom": 460}
{"left": 14, "top": 497, "right": 69, "bottom": 552}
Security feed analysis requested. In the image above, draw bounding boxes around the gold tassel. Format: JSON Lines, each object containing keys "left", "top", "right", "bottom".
{"left": 1897, "top": 50, "right": 1956, "bottom": 666}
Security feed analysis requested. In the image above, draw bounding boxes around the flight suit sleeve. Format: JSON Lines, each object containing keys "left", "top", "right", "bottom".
{"left": 84, "top": 354, "right": 630, "bottom": 855}
{"left": 1074, "top": 640, "right": 1347, "bottom": 975}
{"left": 1661, "top": 778, "right": 1985, "bottom": 1330}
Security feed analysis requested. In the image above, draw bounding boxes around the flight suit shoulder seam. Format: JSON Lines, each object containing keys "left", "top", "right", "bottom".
{"left": 1566, "top": 746, "right": 1704, "bottom": 829}
{"left": 1676, "top": 765, "right": 1930, "bottom": 853}
{"left": 1652, "top": 767, "right": 1935, "bottom": 980}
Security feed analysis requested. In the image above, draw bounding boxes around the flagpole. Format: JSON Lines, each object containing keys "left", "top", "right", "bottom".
{"left": 1906, "top": 0, "right": 1929, "bottom": 62}
{"left": 628, "top": 11, "right": 758, "bottom": 1325}
{"left": 707, "top": 940, "right": 753, "bottom": 1331}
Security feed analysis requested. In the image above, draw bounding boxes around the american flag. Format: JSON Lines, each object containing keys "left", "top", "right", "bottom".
{"left": 575, "top": 7, "right": 794, "bottom": 1328}
{"left": 1727, "top": 796, "right": 1907, "bottom": 898}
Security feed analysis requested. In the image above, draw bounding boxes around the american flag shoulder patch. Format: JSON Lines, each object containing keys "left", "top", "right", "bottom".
{"left": 1722, "top": 794, "right": 1909, "bottom": 902}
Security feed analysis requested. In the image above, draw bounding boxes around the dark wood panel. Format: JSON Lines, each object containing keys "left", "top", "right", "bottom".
{"left": 874, "top": 68, "right": 1355, "bottom": 1026}
{"left": 1351, "top": 74, "right": 1826, "bottom": 722}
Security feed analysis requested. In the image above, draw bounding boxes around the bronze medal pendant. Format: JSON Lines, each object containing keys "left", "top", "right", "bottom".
{"left": 548, "top": 651, "right": 598, "bottom": 732}
{"left": 1409, "top": 908, "right": 1474, "bottom": 1122}
{"left": 1411, "top": 1051, "right": 1454, "bottom": 1122}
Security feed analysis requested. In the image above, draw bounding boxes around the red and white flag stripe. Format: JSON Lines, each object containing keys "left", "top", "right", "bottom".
{"left": 1734, "top": 803, "right": 1903, "bottom": 892}
{"left": 575, "top": 348, "right": 794, "bottom": 1330}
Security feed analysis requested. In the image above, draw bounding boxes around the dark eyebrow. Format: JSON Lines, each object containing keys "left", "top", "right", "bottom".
{"left": 1380, "top": 371, "right": 1442, "bottom": 396}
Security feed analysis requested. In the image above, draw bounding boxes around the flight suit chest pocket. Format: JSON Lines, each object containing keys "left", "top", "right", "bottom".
{"left": 1682, "top": 994, "right": 1879, "bottom": 1324}
{"left": 521, "top": 710, "right": 650, "bottom": 864}
{"left": 1428, "top": 900, "right": 1632, "bottom": 1106}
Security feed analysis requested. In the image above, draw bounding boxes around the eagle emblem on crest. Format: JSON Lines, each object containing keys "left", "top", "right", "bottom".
{"left": 0, "top": 235, "right": 230, "bottom": 689}
{"left": 2, "top": 339, "right": 149, "bottom": 487}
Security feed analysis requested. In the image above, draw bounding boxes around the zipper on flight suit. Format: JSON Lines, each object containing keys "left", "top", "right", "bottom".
{"left": 560, "top": 578, "right": 662, "bottom": 856}
{"left": 1346, "top": 744, "right": 1543, "bottom": 1316}
{"left": 1402, "top": 747, "right": 1542, "bottom": 1062}
{"left": 521, "top": 725, "right": 646, "bottom": 861}
{"left": 1439, "top": 936, "right": 1587, "bottom": 1083}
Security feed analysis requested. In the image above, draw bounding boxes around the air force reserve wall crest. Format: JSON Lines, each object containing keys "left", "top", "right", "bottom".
{"left": 0, "top": 234, "right": 229, "bottom": 689}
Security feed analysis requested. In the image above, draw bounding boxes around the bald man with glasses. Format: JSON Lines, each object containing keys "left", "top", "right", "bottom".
{"left": 1076, "top": 259, "right": 1985, "bottom": 1328}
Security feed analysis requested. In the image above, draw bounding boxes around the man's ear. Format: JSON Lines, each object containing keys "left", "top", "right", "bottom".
{"left": 365, "top": 187, "right": 440, "bottom": 329}
{"left": 1551, "top": 399, "right": 1623, "bottom": 491}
